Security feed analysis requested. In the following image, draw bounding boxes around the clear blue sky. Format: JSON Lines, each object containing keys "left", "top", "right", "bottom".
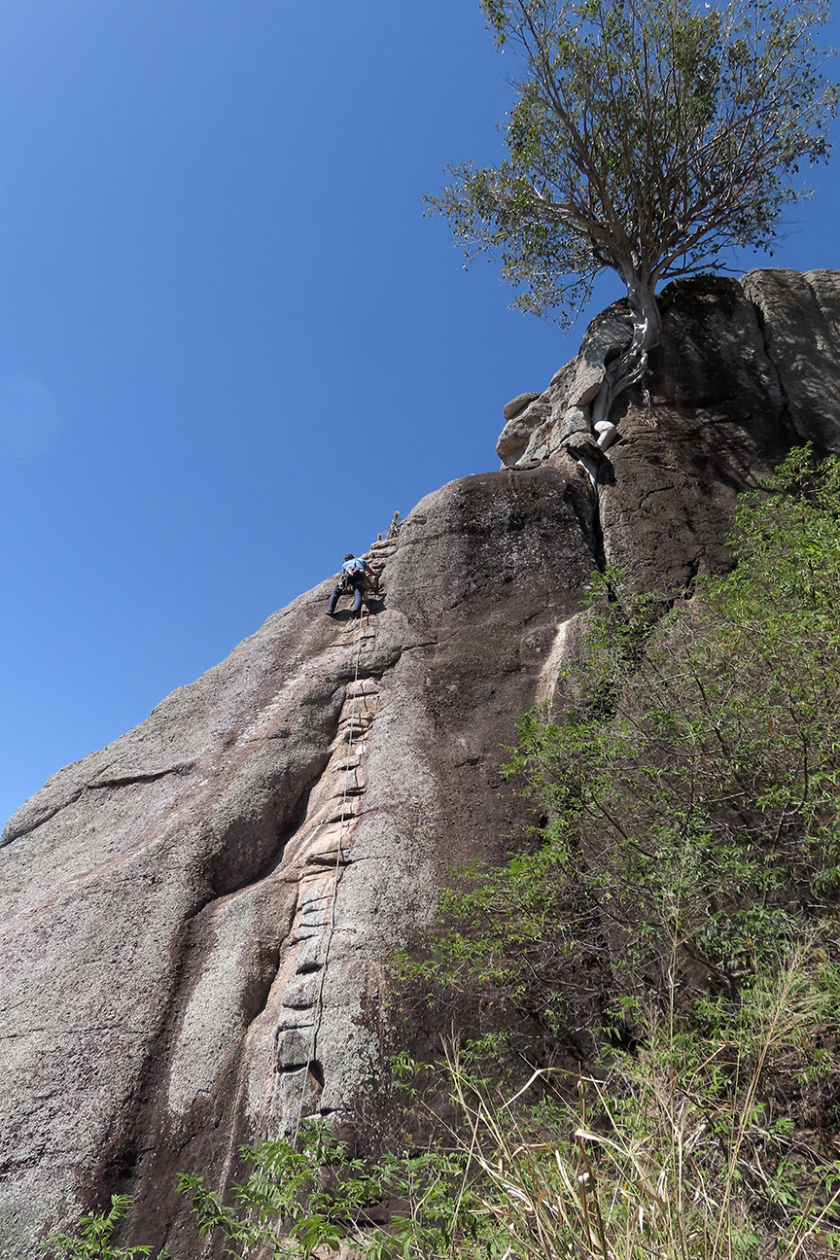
{"left": 1, "top": 0, "right": 838, "bottom": 826}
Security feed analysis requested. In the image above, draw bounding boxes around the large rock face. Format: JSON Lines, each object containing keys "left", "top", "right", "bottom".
{"left": 2, "top": 269, "right": 839, "bottom": 1258}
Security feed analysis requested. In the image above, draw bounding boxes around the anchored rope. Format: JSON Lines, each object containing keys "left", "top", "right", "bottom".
{"left": 293, "top": 604, "right": 366, "bottom": 1142}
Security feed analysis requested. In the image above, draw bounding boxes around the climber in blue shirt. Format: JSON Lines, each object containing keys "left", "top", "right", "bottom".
{"left": 327, "top": 553, "right": 374, "bottom": 617}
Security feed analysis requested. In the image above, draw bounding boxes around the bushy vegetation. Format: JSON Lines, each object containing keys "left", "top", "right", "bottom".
{"left": 41, "top": 449, "right": 840, "bottom": 1260}
{"left": 392, "top": 446, "right": 840, "bottom": 1255}
{"left": 410, "top": 447, "right": 840, "bottom": 1052}
{"left": 39, "top": 1194, "right": 160, "bottom": 1260}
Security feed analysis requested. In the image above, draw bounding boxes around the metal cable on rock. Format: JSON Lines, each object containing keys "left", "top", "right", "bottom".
{"left": 293, "top": 608, "right": 366, "bottom": 1142}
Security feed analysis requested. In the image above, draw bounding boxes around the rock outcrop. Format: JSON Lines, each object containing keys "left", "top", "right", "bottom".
{"left": 498, "top": 269, "right": 840, "bottom": 477}
{"left": 2, "top": 270, "right": 839, "bottom": 1258}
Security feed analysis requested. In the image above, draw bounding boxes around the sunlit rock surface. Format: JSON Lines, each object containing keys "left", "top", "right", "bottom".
{"left": 2, "top": 269, "right": 839, "bottom": 1258}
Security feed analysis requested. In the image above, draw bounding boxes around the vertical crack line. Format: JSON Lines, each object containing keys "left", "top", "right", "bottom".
{"left": 572, "top": 457, "right": 607, "bottom": 574}
{"left": 589, "top": 476, "right": 608, "bottom": 574}
{"left": 293, "top": 608, "right": 368, "bottom": 1139}
{"left": 747, "top": 295, "right": 794, "bottom": 442}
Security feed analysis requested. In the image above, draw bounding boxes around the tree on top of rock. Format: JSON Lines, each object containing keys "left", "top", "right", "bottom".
{"left": 429, "top": 0, "right": 838, "bottom": 446}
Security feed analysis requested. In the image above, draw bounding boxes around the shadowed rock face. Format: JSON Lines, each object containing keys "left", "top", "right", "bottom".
{"left": 2, "top": 270, "right": 839, "bottom": 1258}
{"left": 498, "top": 270, "right": 840, "bottom": 596}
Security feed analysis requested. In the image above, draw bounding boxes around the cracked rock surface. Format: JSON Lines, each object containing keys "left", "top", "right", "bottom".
{"left": 495, "top": 269, "right": 840, "bottom": 595}
{"left": 497, "top": 270, "right": 840, "bottom": 493}
{"left": 2, "top": 269, "right": 839, "bottom": 1258}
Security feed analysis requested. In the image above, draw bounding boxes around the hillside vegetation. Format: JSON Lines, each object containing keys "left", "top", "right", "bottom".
{"left": 44, "top": 448, "right": 840, "bottom": 1259}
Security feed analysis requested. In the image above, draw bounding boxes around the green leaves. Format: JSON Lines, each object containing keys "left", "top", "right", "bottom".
{"left": 410, "top": 449, "right": 840, "bottom": 1060}
{"left": 177, "top": 1124, "right": 390, "bottom": 1258}
{"left": 39, "top": 1195, "right": 166, "bottom": 1260}
{"left": 388, "top": 457, "right": 840, "bottom": 1250}
{"left": 174, "top": 1126, "right": 498, "bottom": 1260}
{"left": 429, "top": 0, "right": 839, "bottom": 325}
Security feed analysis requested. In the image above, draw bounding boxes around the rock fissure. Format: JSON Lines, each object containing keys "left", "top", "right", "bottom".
{"left": 589, "top": 485, "right": 608, "bottom": 575}
{"left": 148, "top": 658, "right": 385, "bottom": 1169}
{"left": 89, "top": 763, "right": 197, "bottom": 790}
{"left": 636, "top": 482, "right": 678, "bottom": 508}
{"left": 745, "top": 291, "right": 794, "bottom": 439}
{"left": 151, "top": 631, "right": 388, "bottom": 1181}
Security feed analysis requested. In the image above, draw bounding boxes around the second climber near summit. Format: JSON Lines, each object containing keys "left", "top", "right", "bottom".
{"left": 327, "top": 553, "right": 375, "bottom": 618}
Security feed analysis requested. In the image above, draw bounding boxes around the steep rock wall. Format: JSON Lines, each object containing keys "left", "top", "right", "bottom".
{"left": 1, "top": 465, "right": 599, "bottom": 1257}
{"left": 1, "top": 270, "right": 839, "bottom": 1258}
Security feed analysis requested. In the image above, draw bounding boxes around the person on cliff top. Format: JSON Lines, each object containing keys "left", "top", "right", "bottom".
{"left": 327, "top": 553, "right": 374, "bottom": 618}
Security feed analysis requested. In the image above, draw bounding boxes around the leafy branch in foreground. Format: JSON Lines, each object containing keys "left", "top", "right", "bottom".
{"left": 38, "top": 1195, "right": 168, "bottom": 1260}
{"left": 177, "top": 1120, "right": 487, "bottom": 1260}
{"left": 177, "top": 1122, "right": 382, "bottom": 1258}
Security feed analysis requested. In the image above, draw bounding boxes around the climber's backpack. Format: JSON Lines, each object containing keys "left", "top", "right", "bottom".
{"left": 340, "top": 560, "right": 365, "bottom": 592}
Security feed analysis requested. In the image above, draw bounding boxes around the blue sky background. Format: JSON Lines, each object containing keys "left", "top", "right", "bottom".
{"left": 1, "top": 0, "right": 838, "bottom": 826}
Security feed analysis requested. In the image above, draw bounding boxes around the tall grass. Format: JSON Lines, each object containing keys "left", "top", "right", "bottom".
{"left": 429, "top": 947, "right": 840, "bottom": 1260}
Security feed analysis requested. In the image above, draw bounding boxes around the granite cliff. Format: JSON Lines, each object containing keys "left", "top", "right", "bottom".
{"left": 1, "top": 269, "right": 839, "bottom": 1258}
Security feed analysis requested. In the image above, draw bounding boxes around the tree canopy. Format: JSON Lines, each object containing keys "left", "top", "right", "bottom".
{"left": 430, "top": 0, "right": 838, "bottom": 438}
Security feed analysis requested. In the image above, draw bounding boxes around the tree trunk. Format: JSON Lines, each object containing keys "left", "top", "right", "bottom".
{"left": 591, "top": 273, "right": 661, "bottom": 452}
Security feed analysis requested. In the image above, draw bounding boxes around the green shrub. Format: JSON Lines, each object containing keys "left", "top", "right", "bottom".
{"left": 408, "top": 448, "right": 840, "bottom": 1053}
{"left": 39, "top": 1194, "right": 168, "bottom": 1260}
